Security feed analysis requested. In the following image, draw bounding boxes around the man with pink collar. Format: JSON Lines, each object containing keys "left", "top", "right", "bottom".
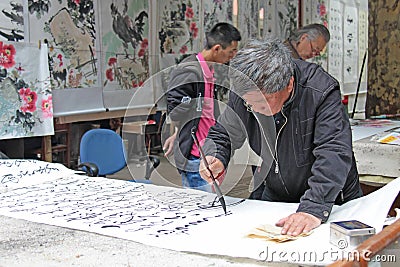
{"left": 164, "top": 23, "right": 241, "bottom": 191}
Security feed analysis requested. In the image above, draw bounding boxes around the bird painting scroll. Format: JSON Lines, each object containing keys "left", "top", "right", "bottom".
{"left": 101, "top": 0, "right": 150, "bottom": 91}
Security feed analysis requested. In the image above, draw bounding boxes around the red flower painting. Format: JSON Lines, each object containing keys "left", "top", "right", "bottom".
{"left": 106, "top": 68, "right": 114, "bottom": 81}
{"left": 141, "top": 38, "right": 149, "bottom": 49}
{"left": 41, "top": 96, "right": 53, "bottom": 118}
{"left": 190, "top": 22, "right": 198, "bottom": 38}
{"left": 138, "top": 48, "right": 146, "bottom": 58}
{"left": 185, "top": 7, "right": 194, "bottom": 19}
{"left": 19, "top": 87, "right": 38, "bottom": 113}
{"left": 179, "top": 45, "right": 188, "bottom": 54}
{"left": 318, "top": 2, "right": 327, "bottom": 17}
{"left": 0, "top": 42, "right": 16, "bottom": 69}
{"left": 0, "top": 41, "right": 53, "bottom": 136}
{"left": 108, "top": 57, "right": 117, "bottom": 66}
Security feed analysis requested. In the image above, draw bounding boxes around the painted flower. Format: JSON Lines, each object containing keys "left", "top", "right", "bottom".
{"left": 185, "top": 7, "right": 194, "bottom": 19}
{"left": 318, "top": 2, "right": 327, "bottom": 17}
{"left": 190, "top": 22, "right": 199, "bottom": 38}
{"left": 108, "top": 57, "right": 117, "bottom": 66}
{"left": 19, "top": 87, "right": 37, "bottom": 113}
{"left": 141, "top": 38, "right": 149, "bottom": 49}
{"left": 41, "top": 95, "right": 53, "bottom": 118}
{"left": 106, "top": 68, "right": 114, "bottom": 81}
{"left": 138, "top": 48, "right": 146, "bottom": 58}
{"left": 179, "top": 45, "right": 188, "bottom": 54}
{"left": 57, "top": 53, "right": 64, "bottom": 67}
{"left": 0, "top": 42, "right": 16, "bottom": 69}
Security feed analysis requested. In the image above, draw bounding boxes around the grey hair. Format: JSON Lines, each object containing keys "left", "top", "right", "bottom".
{"left": 288, "top": 23, "right": 330, "bottom": 43}
{"left": 229, "top": 37, "right": 294, "bottom": 95}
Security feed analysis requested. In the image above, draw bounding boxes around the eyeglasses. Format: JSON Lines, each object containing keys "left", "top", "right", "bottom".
{"left": 309, "top": 40, "right": 321, "bottom": 56}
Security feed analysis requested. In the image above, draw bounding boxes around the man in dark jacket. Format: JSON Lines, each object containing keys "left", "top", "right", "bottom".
{"left": 200, "top": 38, "right": 362, "bottom": 236}
{"left": 164, "top": 23, "right": 241, "bottom": 191}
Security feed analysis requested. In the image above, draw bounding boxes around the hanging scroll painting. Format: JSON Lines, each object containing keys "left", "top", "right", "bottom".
{"left": 27, "top": 0, "right": 99, "bottom": 90}
{"left": 237, "top": 0, "right": 258, "bottom": 48}
{"left": 203, "top": 0, "right": 232, "bottom": 32}
{"left": 158, "top": 0, "right": 201, "bottom": 69}
{"left": 327, "top": 0, "right": 343, "bottom": 83}
{"left": 100, "top": 0, "right": 150, "bottom": 91}
{"left": 0, "top": 0, "right": 24, "bottom": 42}
{"left": 302, "top": 0, "right": 313, "bottom": 26}
{"left": 306, "top": 0, "right": 328, "bottom": 70}
{"left": 203, "top": 0, "right": 233, "bottom": 101}
{"left": 275, "top": 0, "right": 298, "bottom": 39}
{"left": 358, "top": 10, "right": 368, "bottom": 83}
{"left": 0, "top": 41, "right": 53, "bottom": 139}
{"left": 259, "top": 0, "right": 298, "bottom": 40}
{"left": 261, "top": 0, "right": 276, "bottom": 37}
{"left": 343, "top": 5, "right": 358, "bottom": 83}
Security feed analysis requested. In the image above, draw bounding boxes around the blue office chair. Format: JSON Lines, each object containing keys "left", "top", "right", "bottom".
{"left": 78, "top": 128, "right": 159, "bottom": 182}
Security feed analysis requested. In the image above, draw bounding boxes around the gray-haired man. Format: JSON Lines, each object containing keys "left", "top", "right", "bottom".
{"left": 284, "top": 23, "right": 330, "bottom": 59}
{"left": 200, "top": 37, "right": 362, "bottom": 236}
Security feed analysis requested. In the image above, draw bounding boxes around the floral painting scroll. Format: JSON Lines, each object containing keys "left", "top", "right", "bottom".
{"left": 158, "top": 0, "right": 201, "bottom": 69}
{"left": 0, "top": 41, "right": 53, "bottom": 139}
{"left": 308, "top": 0, "right": 329, "bottom": 70}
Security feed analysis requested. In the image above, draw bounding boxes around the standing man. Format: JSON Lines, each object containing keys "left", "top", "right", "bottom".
{"left": 164, "top": 22, "right": 241, "bottom": 191}
{"left": 200, "top": 38, "right": 362, "bottom": 235}
{"left": 284, "top": 23, "right": 330, "bottom": 60}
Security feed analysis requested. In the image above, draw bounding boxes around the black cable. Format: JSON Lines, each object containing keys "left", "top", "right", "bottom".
{"left": 351, "top": 50, "right": 367, "bottom": 119}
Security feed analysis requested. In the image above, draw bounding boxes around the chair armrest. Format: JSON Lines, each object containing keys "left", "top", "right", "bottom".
{"left": 149, "top": 155, "right": 160, "bottom": 169}
{"left": 78, "top": 162, "right": 99, "bottom": 177}
{"left": 143, "top": 155, "right": 160, "bottom": 179}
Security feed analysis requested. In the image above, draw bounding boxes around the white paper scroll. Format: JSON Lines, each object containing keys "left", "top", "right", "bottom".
{"left": 343, "top": 5, "right": 358, "bottom": 83}
{"left": 328, "top": 0, "right": 344, "bottom": 84}
{"left": 0, "top": 159, "right": 75, "bottom": 192}
{"left": 0, "top": 160, "right": 399, "bottom": 265}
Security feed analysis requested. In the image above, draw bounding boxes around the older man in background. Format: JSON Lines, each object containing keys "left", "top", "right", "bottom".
{"left": 284, "top": 23, "right": 330, "bottom": 60}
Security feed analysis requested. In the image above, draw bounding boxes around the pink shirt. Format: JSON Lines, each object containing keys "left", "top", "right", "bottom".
{"left": 190, "top": 53, "right": 215, "bottom": 157}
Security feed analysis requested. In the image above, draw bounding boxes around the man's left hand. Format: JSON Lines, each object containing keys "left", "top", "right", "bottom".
{"left": 163, "top": 131, "right": 177, "bottom": 157}
{"left": 275, "top": 212, "right": 321, "bottom": 236}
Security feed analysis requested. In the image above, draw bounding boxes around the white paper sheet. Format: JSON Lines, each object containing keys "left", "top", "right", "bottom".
{"left": 0, "top": 159, "right": 75, "bottom": 192}
{"left": 343, "top": 5, "right": 358, "bottom": 83}
{"left": 351, "top": 120, "right": 400, "bottom": 141}
{"left": 0, "top": 161, "right": 399, "bottom": 265}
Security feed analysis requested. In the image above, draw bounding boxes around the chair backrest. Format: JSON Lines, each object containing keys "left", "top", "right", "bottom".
{"left": 80, "top": 129, "right": 127, "bottom": 176}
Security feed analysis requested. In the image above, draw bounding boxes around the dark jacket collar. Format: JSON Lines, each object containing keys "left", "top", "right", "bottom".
{"left": 281, "top": 65, "right": 299, "bottom": 112}
{"left": 284, "top": 39, "right": 302, "bottom": 60}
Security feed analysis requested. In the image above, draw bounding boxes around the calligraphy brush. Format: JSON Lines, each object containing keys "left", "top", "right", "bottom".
{"left": 191, "top": 130, "right": 227, "bottom": 214}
